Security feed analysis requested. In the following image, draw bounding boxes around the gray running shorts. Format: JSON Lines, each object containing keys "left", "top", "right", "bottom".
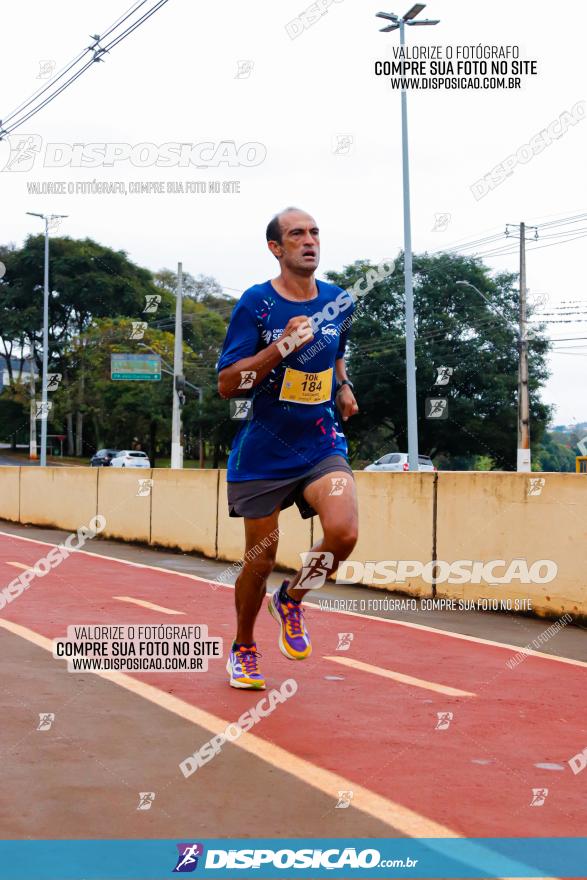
{"left": 227, "top": 454, "right": 354, "bottom": 519}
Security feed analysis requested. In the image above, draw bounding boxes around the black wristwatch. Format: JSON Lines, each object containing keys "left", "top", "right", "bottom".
{"left": 335, "top": 379, "right": 354, "bottom": 396}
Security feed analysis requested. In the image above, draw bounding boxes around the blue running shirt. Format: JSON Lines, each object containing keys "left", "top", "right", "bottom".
{"left": 216, "top": 279, "right": 355, "bottom": 481}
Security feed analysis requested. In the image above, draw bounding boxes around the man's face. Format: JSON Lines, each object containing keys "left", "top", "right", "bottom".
{"left": 269, "top": 210, "right": 320, "bottom": 275}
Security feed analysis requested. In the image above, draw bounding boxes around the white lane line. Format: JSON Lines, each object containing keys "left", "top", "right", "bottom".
{"left": 112, "top": 596, "right": 185, "bottom": 615}
{"left": 0, "top": 529, "right": 584, "bottom": 668}
{"left": 324, "top": 655, "right": 476, "bottom": 697}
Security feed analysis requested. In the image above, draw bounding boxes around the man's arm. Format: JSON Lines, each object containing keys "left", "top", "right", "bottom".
{"left": 218, "top": 342, "right": 284, "bottom": 399}
{"left": 218, "top": 315, "right": 315, "bottom": 399}
{"left": 335, "top": 357, "right": 348, "bottom": 385}
{"left": 334, "top": 356, "right": 359, "bottom": 422}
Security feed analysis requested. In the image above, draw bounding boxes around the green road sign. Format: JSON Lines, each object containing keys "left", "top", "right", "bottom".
{"left": 111, "top": 353, "right": 161, "bottom": 381}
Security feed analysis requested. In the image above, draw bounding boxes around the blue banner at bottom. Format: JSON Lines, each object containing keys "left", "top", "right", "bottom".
{"left": 0, "top": 838, "right": 585, "bottom": 879}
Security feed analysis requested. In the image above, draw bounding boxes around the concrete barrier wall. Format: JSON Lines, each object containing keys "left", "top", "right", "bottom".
{"left": 20, "top": 467, "right": 98, "bottom": 531}
{"left": 313, "top": 472, "right": 435, "bottom": 596}
{"left": 435, "top": 472, "right": 587, "bottom": 619}
{"left": 97, "top": 468, "right": 152, "bottom": 543}
{"left": 0, "top": 467, "right": 19, "bottom": 522}
{"left": 150, "top": 469, "right": 218, "bottom": 557}
{"left": 1, "top": 466, "right": 585, "bottom": 619}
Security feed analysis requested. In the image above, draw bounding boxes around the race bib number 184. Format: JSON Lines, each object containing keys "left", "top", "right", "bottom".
{"left": 279, "top": 367, "right": 333, "bottom": 405}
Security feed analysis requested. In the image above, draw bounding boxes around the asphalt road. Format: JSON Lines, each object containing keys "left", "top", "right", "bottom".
{"left": 1, "top": 520, "right": 585, "bottom": 849}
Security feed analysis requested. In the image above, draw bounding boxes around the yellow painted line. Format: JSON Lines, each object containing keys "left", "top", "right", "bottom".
{"left": 325, "top": 656, "right": 476, "bottom": 697}
{"left": 0, "top": 616, "right": 458, "bottom": 838}
{"left": 112, "top": 595, "right": 185, "bottom": 616}
{"left": 0, "top": 529, "right": 584, "bottom": 669}
{"left": 0, "top": 617, "right": 559, "bottom": 879}
{"left": 6, "top": 561, "right": 31, "bottom": 570}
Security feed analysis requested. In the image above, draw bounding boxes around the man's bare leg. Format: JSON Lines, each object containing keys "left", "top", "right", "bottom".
{"left": 234, "top": 508, "right": 281, "bottom": 645}
{"left": 287, "top": 470, "right": 358, "bottom": 600}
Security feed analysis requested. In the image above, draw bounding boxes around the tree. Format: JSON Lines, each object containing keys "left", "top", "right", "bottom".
{"left": 1, "top": 238, "right": 238, "bottom": 463}
{"left": 534, "top": 432, "right": 577, "bottom": 472}
{"left": 0, "top": 393, "right": 29, "bottom": 448}
{"left": 326, "top": 252, "right": 552, "bottom": 470}
{"left": 50, "top": 318, "right": 201, "bottom": 462}
{"left": 153, "top": 268, "right": 235, "bottom": 317}
{"left": 153, "top": 268, "right": 235, "bottom": 465}
{"left": 0, "top": 236, "right": 174, "bottom": 454}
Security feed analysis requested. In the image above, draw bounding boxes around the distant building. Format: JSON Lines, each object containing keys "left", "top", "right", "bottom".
{"left": 0, "top": 356, "right": 39, "bottom": 392}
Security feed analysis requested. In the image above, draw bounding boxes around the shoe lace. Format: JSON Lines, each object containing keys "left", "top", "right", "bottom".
{"left": 285, "top": 602, "right": 304, "bottom": 636}
{"left": 236, "top": 646, "right": 261, "bottom": 674}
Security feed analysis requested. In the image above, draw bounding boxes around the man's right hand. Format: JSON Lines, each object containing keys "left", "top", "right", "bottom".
{"left": 276, "top": 316, "right": 314, "bottom": 358}
{"left": 218, "top": 317, "right": 314, "bottom": 398}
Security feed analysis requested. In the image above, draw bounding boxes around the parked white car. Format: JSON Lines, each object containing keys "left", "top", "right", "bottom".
{"left": 364, "top": 452, "right": 435, "bottom": 472}
{"left": 110, "top": 450, "right": 151, "bottom": 468}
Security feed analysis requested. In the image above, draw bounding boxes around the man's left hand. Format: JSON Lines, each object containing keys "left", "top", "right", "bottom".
{"left": 336, "top": 385, "right": 359, "bottom": 422}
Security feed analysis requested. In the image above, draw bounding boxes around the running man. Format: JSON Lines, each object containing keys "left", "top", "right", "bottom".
{"left": 217, "top": 207, "right": 359, "bottom": 689}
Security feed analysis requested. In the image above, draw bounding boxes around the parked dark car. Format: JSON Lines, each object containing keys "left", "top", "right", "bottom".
{"left": 90, "top": 449, "right": 119, "bottom": 467}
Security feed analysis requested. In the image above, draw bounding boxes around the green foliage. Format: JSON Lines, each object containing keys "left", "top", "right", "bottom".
{"left": 326, "top": 251, "right": 552, "bottom": 470}
{"left": 48, "top": 319, "right": 177, "bottom": 449}
{"left": 0, "top": 392, "right": 28, "bottom": 445}
{"left": 533, "top": 432, "right": 577, "bottom": 472}
{"left": 0, "top": 234, "right": 170, "bottom": 387}
{"left": 1, "top": 238, "right": 558, "bottom": 468}
{"left": 0, "top": 236, "right": 231, "bottom": 458}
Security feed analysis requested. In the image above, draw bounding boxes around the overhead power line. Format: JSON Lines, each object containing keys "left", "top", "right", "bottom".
{"left": 455, "top": 230, "right": 587, "bottom": 262}
{"left": 0, "top": 0, "right": 170, "bottom": 139}
{"left": 435, "top": 211, "right": 587, "bottom": 262}
{"left": 535, "top": 212, "right": 587, "bottom": 231}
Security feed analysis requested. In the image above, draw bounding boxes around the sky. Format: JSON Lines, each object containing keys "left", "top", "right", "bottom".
{"left": 0, "top": 0, "right": 585, "bottom": 428}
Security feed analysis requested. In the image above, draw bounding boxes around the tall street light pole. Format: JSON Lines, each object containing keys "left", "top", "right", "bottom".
{"left": 28, "top": 354, "right": 37, "bottom": 460}
{"left": 376, "top": 4, "right": 439, "bottom": 471}
{"left": 26, "top": 212, "right": 67, "bottom": 466}
{"left": 171, "top": 262, "right": 184, "bottom": 469}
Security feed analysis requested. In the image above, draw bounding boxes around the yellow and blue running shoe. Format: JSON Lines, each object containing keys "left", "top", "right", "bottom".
{"left": 268, "top": 580, "right": 312, "bottom": 660}
{"left": 226, "top": 642, "right": 266, "bottom": 689}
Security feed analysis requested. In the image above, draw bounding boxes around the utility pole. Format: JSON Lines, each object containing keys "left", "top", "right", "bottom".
{"left": 376, "top": 4, "right": 440, "bottom": 470}
{"left": 171, "top": 262, "right": 184, "bottom": 469}
{"left": 460, "top": 219, "right": 538, "bottom": 472}
{"left": 28, "top": 354, "right": 37, "bottom": 460}
{"left": 517, "top": 222, "right": 531, "bottom": 472}
{"left": 505, "top": 221, "right": 537, "bottom": 472}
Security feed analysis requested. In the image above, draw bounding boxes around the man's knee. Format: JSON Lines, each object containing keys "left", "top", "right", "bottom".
{"left": 323, "top": 521, "right": 358, "bottom": 558}
{"left": 243, "top": 551, "right": 276, "bottom": 582}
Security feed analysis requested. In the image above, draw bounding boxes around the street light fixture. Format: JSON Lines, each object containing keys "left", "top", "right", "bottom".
{"left": 375, "top": 5, "right": 440, "bottom": 471}
{"left": 376, "top": 11, "right": 399, "bottom": 29}
{"left": 26, "top": 211, "right": 68, "bottom": 466}
{"left": 403, "top": 4, "right": 426, "bottom": 20}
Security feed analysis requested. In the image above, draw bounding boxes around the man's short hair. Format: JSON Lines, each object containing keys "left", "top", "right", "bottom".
{"left": 266, "top": 206, "right": 300, "bottom": 245}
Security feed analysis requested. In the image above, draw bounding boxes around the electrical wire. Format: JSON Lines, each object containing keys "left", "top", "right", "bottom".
{"left": 536, "top": 212, "right": 587, "bottom": 230}
{"left": 0, "top": 0, "right": 151, "bottom": 127}
{"left": 0, "top": 0, "right": 170, "bottom": 138}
